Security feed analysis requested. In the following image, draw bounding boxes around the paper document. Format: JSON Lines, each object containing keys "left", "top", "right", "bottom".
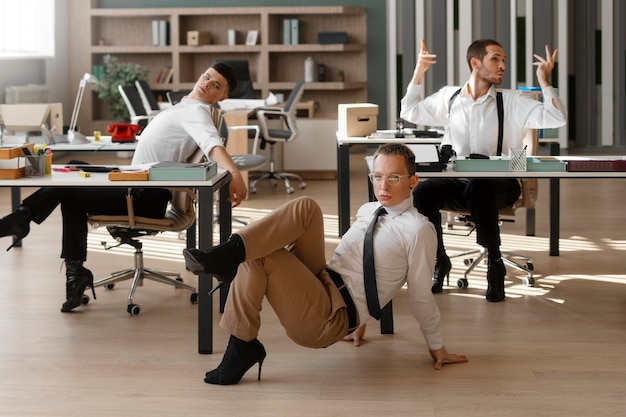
{"left": 219, "top": 92, "right": 278, "bottom": 111}
{"left": 406, "top": 144, "right": 440, "bottom": 163}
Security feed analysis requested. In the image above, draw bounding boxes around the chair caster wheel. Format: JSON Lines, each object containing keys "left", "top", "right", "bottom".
{"left": 299, "top": 182, "right": 307, "bottom": 189}
{"left": 464, "top": 258, "right": 473, "bottom": 266}
{"left": 190, "top": 292, "right": 199, "bottom": 304}
{"left": 105, "top": 283, "right": 115, "bottom": 290}
{"left": 127, "top": 304, "right": 141, "bottom": 315}
{"left": 522, "top": 277, "right": 535, "bottom": 287}
{"left": 81, "top": 294, "right": 90, "bottom": 305}
{"left": 524, "top": 262, "right": 534, "bottom": 271}
{"left": 286, "top": 186, "right": 294, "bottom": 194}
{"left": 176, "top": 277, "right": 183, "bottom": 283}
{"left": 457, "top": 278, "right": 469, "bottom": 289}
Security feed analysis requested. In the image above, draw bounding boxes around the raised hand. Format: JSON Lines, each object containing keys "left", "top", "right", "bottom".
{"left": 412, "top": 39, "right": 437, "bottom": 84}
{"left": 533, "top": 44, "right": 558, "bottom": 87}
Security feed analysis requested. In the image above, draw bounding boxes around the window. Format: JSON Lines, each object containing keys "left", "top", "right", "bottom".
{"left": 0, "top": 0, "right": 55, "bottom": 59}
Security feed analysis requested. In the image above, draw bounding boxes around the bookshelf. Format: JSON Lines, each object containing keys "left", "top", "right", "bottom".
{"left": 69, "top": 3, "right": 367, "bottom": 131}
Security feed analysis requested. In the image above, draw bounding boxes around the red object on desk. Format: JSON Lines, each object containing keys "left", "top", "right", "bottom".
{"left": 566, "top": 159, "right": 626, "bottom": 172}
{"left": 107, "top": 123, "right": 140, "bottom": 143}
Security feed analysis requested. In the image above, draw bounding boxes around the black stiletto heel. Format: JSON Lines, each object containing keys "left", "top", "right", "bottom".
{"left": 0, "top": 207, "right": 32, "bottom": 251}
{"left": 208, "top": 279, "right": 225, "bottom": 295}
{"left": 61, "top": 261, "right": 97, "bottom": 312}
{"left": 204, "top": 336, "right": 266, "bottom": 385}
{"left": 183, "top": 235, "right": 246, "bottom": 288}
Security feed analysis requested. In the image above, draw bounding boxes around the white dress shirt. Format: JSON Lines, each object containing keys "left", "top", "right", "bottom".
{"left": 327, "top": 197, "right": 443, "bottom": 349}
{"left": 132, "top": 97, "right": 224, "bottom": 164}
{"left": 399, "top": 83, "right": 567, "bottom": 157}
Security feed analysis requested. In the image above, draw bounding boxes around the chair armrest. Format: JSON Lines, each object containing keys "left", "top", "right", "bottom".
{"left": 257, "top": 108, "right": 287, "bottom": 118}
{"left": 130, "top": 114, "right": 155, "bottom": 125}
{"left": 228, "top": 125, "right": 261, "bottom": 155}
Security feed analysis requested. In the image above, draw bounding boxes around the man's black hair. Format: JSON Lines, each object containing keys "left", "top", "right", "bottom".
{"left": 212, "top": 61, "right": 238, "bottom": 95}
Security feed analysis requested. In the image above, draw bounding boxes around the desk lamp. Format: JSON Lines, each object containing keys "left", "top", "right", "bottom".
{"left": 68, "top": 72, "right": 98, "bottom": 144}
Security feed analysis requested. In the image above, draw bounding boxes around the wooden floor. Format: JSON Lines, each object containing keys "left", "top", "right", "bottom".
{"left": 1, "top": 149, "right": 625, "bottom": 416}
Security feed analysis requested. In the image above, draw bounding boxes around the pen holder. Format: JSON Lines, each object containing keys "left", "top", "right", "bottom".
{"left": 25, "top": 155, "right": 49, "bottom": 177}
{"left": 509, "top": 148, "right": 527, "bottom": 171}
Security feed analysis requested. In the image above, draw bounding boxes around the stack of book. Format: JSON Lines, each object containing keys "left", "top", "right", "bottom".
{"left": 154, "top": 66, "right": 174, "bottom": 84}
{"left": 151, "top": 20, "right": 170, "bottom": 46}
{"left": 282, "top": 18, "right": 299, "bottom": 45}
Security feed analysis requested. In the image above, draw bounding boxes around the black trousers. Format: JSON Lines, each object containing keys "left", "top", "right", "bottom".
{"left": 23, "top": 187, "right": 172, "bottom": 261}
{"left": 412, "top": 178, "right": 521, "bottom": 256}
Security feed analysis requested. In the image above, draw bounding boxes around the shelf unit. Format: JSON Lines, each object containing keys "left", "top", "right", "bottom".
{"left": 69, "top": 3, "right": 367, "bottom": 131}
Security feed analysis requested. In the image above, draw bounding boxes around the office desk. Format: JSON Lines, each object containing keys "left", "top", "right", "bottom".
{"left": 0, "top": 169, "right": 232, "bottom": 354}
{"left": 47, "top": 136, "right": 137, "bottom": 153}
{"left": 11, "top": 136, "right": 138, "bottom": 238}
{"left": 337, "top": 133, "right": 626, "bottom": 257}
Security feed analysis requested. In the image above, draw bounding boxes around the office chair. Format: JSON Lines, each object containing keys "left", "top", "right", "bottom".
{"left": 166, "top": 89, "right": 191, "bottom": 105}
{"left": 135, "top": 80, "right": 162, "bottom": 116}
{"left": 215, "top": 59, "right": 257, "bottom": 99}
{"left": 117, "top": 84, "right": 156, "bottom": 130}
{"left": 249, "top": 80, "right": 307, "bottom": 194}
{"left": 86, "top": 148, "right": 206, "bottom": 315}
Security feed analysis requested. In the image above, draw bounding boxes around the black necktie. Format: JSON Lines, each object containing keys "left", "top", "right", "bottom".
{"left": 363, "top": 206, "right": 387, "bottom": 320}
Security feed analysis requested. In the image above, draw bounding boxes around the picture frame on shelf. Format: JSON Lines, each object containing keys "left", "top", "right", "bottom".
{"left": 245, "top": 30, "right": 258, "bottom": 46}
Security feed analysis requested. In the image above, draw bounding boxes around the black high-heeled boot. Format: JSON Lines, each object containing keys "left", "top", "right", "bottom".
{"left": 486, "top": 258, "right": 506, "bottom": 302}
{"left": 61, "top": 260, "right": 96, "bottom": 313}
{"left": 0, "top": 205, "right": 32, "bottom": 251}
{"left": 204, "top": 335, "right": 266, "bottom": 385}
{"left": 432, "top": 254, "right": 452, "bottom": 293}
{"left": 183, "top": 234, "right": 245, "bottom": 292}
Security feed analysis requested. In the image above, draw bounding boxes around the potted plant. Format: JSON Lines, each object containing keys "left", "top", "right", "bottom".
{"left": 95, "top": 54, "right": 148, "bottom": 122}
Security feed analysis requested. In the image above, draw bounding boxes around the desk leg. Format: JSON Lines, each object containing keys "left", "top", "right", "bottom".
{"left": 218, "top": 183, "right": 232, "bottom": 313}
{"left": 337, "top": 144, "right": 351, "bottom": 236}
{"left": 549, "top": 142, "right": 560, "bottom": 256}
{"left": 525, "top": 208, "right": 536, "bottom": 236}
{"left": 197, "top": 174, "right": 232, "bottom": 354}
{"left": 197, "top": 186, "right": 214, "bottom": 354}
{"left": 10, "top": 187, "right": 22, "bottom": 248}
{"left": 549, "top": 178, "right": 560, "bottom": 256}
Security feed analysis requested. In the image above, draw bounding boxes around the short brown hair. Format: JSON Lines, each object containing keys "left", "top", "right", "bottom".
{"left": 373, "top": 143, "right": 415, "bottom": 175}
{"left": 466, "top": 39, "right": 502, "bottom": 71}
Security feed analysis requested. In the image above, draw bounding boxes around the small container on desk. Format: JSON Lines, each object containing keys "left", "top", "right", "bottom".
{"left": 24, "top": 155, "right": 48, "bottom": 177}
{"left": 0, "top": 143, "right": 35, "bottom": 179}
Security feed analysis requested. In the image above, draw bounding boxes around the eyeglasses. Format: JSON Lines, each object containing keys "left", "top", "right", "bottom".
{"left": 368, "top": 173, "right": 411, "bottom": 185}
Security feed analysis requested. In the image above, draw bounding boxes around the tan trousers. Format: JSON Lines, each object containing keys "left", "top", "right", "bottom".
{"left": 219, "top": 196, "right": 352, "bottom": 349}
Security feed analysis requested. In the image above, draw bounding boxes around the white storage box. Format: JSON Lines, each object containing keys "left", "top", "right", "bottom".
{"left": 338, "top": 103, "right": 378, "bottom": 137}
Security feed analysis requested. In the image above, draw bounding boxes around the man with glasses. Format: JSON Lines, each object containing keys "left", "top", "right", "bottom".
{"left": 183, "top": 143, "right": 467, "bottom": 386}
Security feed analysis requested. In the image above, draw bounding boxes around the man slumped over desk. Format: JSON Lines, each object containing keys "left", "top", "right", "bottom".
{"left": 0, "top": 62, "right": 246, "bottom": 313}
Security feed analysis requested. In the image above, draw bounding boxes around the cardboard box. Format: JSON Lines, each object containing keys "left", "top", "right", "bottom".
{"left": 187, "top": 31, "right": 211, "bottom": 46}
{"left": 338, "top": 103, "right": 378, "bottom": 137}
{"left": 0, "top": 103, "right": 62, "bottom": 134}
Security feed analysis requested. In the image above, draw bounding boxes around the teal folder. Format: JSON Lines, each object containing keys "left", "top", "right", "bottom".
{"left": 148, "top": 161, "right": 217, "bottom": 181}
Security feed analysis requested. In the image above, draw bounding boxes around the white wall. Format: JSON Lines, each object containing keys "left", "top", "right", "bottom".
{"left": 0, "top": 0, "right": 70, "bottom": 125}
